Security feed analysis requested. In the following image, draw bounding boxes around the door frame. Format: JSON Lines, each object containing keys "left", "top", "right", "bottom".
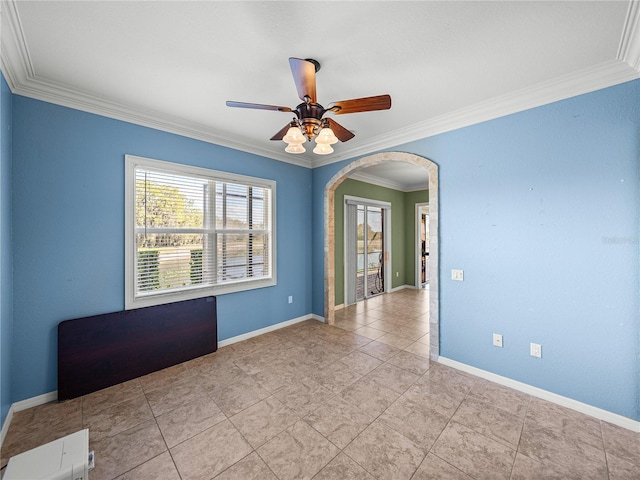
{"left": 324, "top": 152, "right": 440, "bottom": 360}
{"left": 415, "top": 203, "right": 429, "bottom": 289}
{"left": 343, "top": 195, "right": 392, "bottom": 306}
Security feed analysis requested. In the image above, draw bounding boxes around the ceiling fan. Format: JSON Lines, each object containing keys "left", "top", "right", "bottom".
{"left": 226, "top": 57, "right": 392, "bottom": 155}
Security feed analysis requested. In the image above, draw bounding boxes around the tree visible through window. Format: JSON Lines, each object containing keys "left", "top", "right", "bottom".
{"left": 125, "top": 155, "right": 275, "bottom": 309}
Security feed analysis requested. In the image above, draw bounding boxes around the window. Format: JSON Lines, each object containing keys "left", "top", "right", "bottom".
{"left": 125, "top": 155, "right": 276, "bottom": 309}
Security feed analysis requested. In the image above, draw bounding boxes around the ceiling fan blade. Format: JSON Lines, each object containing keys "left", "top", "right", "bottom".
{"left": 289, "top": 58, "right": 317, "bottom": 103}
{"left": 326, "top": 118, "right": 355, "bottom": 142}
{"left": 226, "top": 101, "right": 292, "bottom": 112}
{"left": 270, "top": 123, "right": 292, "bottom": 141}
{"left": 330, "top": 94, "right": 391, "bottom": 115}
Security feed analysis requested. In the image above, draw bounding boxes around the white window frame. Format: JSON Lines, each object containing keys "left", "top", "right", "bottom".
{"left": 125, "top": 155, "right": 277, "bottom": 309}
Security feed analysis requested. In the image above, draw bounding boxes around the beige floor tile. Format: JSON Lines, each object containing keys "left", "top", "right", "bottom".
{"left": 606, "top": 452, "right": 640, "bottom": 479}
{"left": 212, "top": 452, "right": 278, "bottom": 480}
{"left": 170, "top": 420, "right": 252, "bottom": 480}
{"left": 344, "top": 420, "right": 425, "bottom": 480}
{"left": 82, "top": 379, "right": 144, "bottom": 418}
{"left": 89, "top": 420, "right": 167, "bottom": 480}
{"left": 510, "top": 452, "right": 583, "bottom": 480}
{"left": 304, "top": 396, "right": 375, "bottom": 449}
{"left": 400, "top": 379, "right": 465, "bottom": 417}
{"left": 313, "top": 452, "right": 375, "bottom": 479}
{"left": 114, "top": 451, "right": 181, "bottom": 480}
{"left": 83, "top": 393, "right": 153, "bottom": 440}
{"left": 257, "top": 420, "right": 339, "bottom": 480}
{"left": 393, "top": 325, "right": 429, "bottom": 341}
{"left": 230, "top": 396, "right": 299, "bottom": 449}
{"left": 250, "top": 365, "right": 300, "bottom": 393}
{"left": 468, "top": 379, "right": 530, "bottom": 418}
{"left": 518, "top": 422, "right": 608, "bottom": 479}
{"left": 209, "top": 375, "right": 271, "bottom": 416}
{"left": 352, "top": 325, "right": 387, "bottom": 340}
{"left": 365, "top": 362, "right": 420, "bottom": 394}
{"left": 601, "top": 421, "right": 640, "bottom": 468}
{"left": 334, "top": 318, "right": 366, "bottom": 332}
{"left": 432, "top": 421, "right": 516, "bottom": 480}
{"left": 525, "top": 396, "right": 603, "bottom": 449}
{"left": 415, "top": 333, "right": 431, "bottom": 344}
{"left": 365, "top": 319, "right": 402, "bottom": 333}
{"left": 201, "top": 363, "right": 257, "bottom": 388}
{"left": 156, "top": 396, "right": 226, "bottom": 448}
{"left": 358, "top": 340, "right": 402, "bottom": 361}
{"left": 451, "top": 396, "right": 524, "bottom": 448}
{"left": 273, "top": 378, "right": 335, "bottom": 417}
{"left": 339, "top": 350, "right": 383, "bottom": 375}
{"left": 403, "top": 341, "right": 431, "bottom": 358}
{"left": 312, "top": 360, "right": 363, "bottom": 395}
{"left": 386, "top": 350, "right": 431, "bottom": 376}
{"left": 339, "top": 377, "right": 400, "bottom": 417}
{"left": 138, "top": 363, "right": 188, "bottom": 392}
{"left": 145, "top": 381, "right": 210, "bottom": 417}
{"left": 379, "top": 398, "right": 449, "bottom": 451}
{"left": 376, "top": 332, "right": 414, "bottom": 349}
{"left": 4, "top": 291, "right": 636, "bottom": 480}
{"left": 419, "top": 363, "right": 476, "bottom": 395}
{"left": 411, "top": 453, "right": 474, "bottom": 480}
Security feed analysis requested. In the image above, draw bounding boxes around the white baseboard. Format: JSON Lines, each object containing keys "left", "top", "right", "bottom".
{"left": 218, "top": 313, "right": 317, "bottom": 348}
{"left": 1, "top": 404, "right": 14, "bottom": 448}
{"left": 1, "top": 390, "right": 58, "bottom": 451}
{"left": 334, "top": 303, "right": 344, "bottom": 311}
{"left": 437, "top": 356, "right": 640, "bottom": 433}
{"left": 390, "top": 284, "right": 414, "bottom": 292}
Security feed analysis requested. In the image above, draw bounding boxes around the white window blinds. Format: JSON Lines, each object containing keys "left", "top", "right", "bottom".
{"left": 125, "top": 155, "right": 275, "bottom": 309}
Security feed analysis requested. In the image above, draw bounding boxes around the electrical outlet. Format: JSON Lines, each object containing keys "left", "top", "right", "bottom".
{"left": 530, "top": 343, "right": 542, "bottom": 358}
{"left": 288, "top": 296, "right": 293, "bottom": 304}
{"left": 451, "top": 269, "right": 464, "bottom": 281}
{"left": 396, "top": 272, "right": 399, "bottom": 277}
{"left": 492, "top": 333, "right": 503, "bottom": 348}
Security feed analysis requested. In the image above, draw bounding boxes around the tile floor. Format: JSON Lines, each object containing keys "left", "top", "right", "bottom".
{"left": 1, "top": 289, "right": 639, "bottom": 479}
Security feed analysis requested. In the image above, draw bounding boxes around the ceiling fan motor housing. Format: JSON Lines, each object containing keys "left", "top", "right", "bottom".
{"left": 295, "top": 102, "right": 325, "bottom": 140}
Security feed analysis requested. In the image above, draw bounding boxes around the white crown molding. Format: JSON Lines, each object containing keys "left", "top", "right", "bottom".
{"left": 349, "top": 171, "right": 425, "bottom": 192}
{"left": 2, "top": 0, "right": 639, "bottom": 172}
{"left": 0, "top": 1, "right": 312, "bottom": 169}
{"left": 312, "top": 58, "right": 640, "bottom": 169}
{"left": 618, "top": 0, "right": 640, "bottom": 71}
{"left": 349, "top": 171, "right": 407, "bottom": 192}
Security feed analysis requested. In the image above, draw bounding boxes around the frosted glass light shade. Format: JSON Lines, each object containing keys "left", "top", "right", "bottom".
{"left": 283, "top": 126, "right": 305, "bottom": 144}
{"left": 315, "top": 127, "right": 338, "bottom": 145}
{"left": 285, "top": 143, "right": 306, "bottom": 154}
{"left": 313, "top": 143, "right": 334, "bottom": 155}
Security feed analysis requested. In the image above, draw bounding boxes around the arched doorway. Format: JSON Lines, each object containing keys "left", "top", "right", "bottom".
{"left": 324, "top": 152, "right": 440, "bottom": 360}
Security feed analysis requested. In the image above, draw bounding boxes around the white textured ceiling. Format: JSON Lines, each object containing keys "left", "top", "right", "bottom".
{"left": 2, "top": 1, "right": 639, "bottom": 189}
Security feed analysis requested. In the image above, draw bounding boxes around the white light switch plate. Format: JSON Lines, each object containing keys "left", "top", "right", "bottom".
{"left": 451, "top": 269, "right": 464, "bottom": 281}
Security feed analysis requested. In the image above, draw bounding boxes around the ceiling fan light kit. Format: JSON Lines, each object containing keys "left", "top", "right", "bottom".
{"left": 226, "top": 57, "right": 391, "bottom": 155}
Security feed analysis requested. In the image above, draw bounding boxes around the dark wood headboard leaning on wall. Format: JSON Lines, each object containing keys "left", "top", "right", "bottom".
{"left": 58, "top": 296, "right": 217, "bottom": 401}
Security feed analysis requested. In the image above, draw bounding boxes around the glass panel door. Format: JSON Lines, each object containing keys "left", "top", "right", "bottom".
{"left": 366, "top": 207, "right": 384, "bottom": 297}
{"left": 356, "top": 205, "right": 366, "bottom": 302}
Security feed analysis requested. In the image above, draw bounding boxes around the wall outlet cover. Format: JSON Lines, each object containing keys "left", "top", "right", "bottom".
{"left": 530, "top": 343, "right": 542, "bottom": 358}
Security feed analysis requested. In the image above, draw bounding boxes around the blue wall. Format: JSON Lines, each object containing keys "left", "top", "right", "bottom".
{"left": 313, "top": 80, "right": 640, "bottom": 420}
{"left": 4, "top": 78, "right": 639, "bottom": 423}
{"left": 1, "top": 73, "right": 13, "bottom": 429}
{"left": 11, "top": 96, "right": 312, "bottom": 402}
